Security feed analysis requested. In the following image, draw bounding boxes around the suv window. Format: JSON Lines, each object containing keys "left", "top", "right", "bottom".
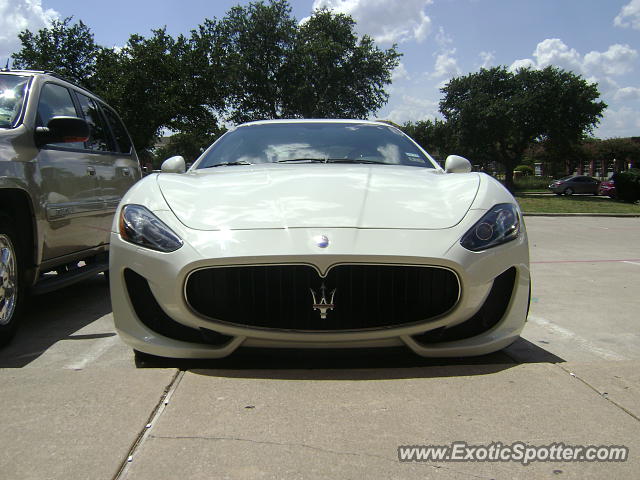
{"left": 0, "top": 74, "right": 29, "bottom": 128}
{"left": 77, "top": 93, "right": 113, "bottom": 152}
{"left": 102, "top": 106, "right": 132, "bottom": 154}
{"left": 36, "top": 83, "right": 83, "bottom": 149}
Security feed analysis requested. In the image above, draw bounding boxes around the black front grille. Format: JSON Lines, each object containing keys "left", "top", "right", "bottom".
{"left": 124, "top": 269, "right": 234, "bottom": 346}
{"left": 412, "top": 267, "right": 517, "bottom": 344}
{"left": 185, "top": 264, "right": 459, "bottom": 331}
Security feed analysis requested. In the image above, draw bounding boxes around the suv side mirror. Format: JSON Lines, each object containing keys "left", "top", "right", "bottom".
{"left": 35, "top": 116, "right": 90, "bottom": 145}
{"left": 161, "top": 155, "right": 186, "bottom": 173}
{"left": 444, "top": 155, "right": 472, "bottom": 173}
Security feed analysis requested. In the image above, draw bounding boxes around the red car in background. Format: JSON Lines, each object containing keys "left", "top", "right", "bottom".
{"left": 598, "top": 179, "right": 616, "bottom": 198}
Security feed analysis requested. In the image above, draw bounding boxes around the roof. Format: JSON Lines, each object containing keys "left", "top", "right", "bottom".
{"left": 239, "top": 119, "right": 391, "bottom": 127}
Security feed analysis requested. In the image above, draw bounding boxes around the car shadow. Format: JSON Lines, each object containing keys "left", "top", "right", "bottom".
{"left": 136, "top": 337, "right": 566, "bottom": 380}
{"left": 0, "top": 274, "right": 113, "bottom": 368}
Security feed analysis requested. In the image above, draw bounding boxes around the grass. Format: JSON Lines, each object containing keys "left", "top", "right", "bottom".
{"left": 515, "top": 194, "right": 640, "bottom": 214}
{"left": 512, "top": 176, "right": 555, "bottom": 192}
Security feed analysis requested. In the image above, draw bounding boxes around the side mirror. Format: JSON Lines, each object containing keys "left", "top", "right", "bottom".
{"left": 444, "top": 155, "right": 472, "bottom": 173}
{"left": 35, "top": 116, "right": 90, "bottom": 145}
{"left": 161, "top": 155, "right": 186, "bottom": 173}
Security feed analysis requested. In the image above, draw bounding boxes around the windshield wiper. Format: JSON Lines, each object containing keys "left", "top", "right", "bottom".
{"left": 326, "top": 159, "right": 391, "bottom": 164}
{"left": 203, "top": 161, "right": 253, "bottom": 168}
{"left": 276, "top": 158, "right": 329, "bottom": 163}
{"left": 276, "top": 158, "right": 390, "bottom": 164}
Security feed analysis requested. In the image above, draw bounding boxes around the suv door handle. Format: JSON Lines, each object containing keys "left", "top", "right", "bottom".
{"left": 87, "top": 166, "right": 96, "bottom": 176}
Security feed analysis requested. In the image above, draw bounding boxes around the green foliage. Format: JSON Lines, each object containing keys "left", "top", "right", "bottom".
{"left": 615, "top": 169, "right": 640, "bottom": 204}
{"left": 11, "top": 17, "right": 99, "bottom": 86}
{"left": 11, "top": 0, "right": 400, "bottom": 159}
{"left": 92, "top": 29, "right": 208, "bottom": 156}
{"left": 515, "top": 194, "right": 640, "bottom": 214}
{"left": 215, "top": 1, "right": 400, "bottom": 122}
{"left": 154, "top": 126, "right": 227, "bottom": 168}
{"left": 400, "top": 119, "right": 455, "bottom": 162}
{"left": 595, "top": 137, "right": 640, "bottom": 162}
{"left": 283, "top": 8, "right": 400, "bottom": 119}
{"left": 514, "top": 165, "right": 534, "bottom": 176}
{"left": 512, "top": 176, "right": 554, "bottom": 192}
{"left": 439, "top": 66, "right": 607, "bottom": 191}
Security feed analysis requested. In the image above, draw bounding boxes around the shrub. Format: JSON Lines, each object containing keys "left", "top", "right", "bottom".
{"left": 514, "top": 165, "right": 534, "bottom": 176}
{"left": 512, "top": 176, "right": 553, "bottom": 191}
{"left": 615, "top": 169, "right": 640, "bottom": 203}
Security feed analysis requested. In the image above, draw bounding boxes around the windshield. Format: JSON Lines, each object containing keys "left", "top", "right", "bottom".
{"left": 196, "top": 122, "right": 436, "bottom": 169}
{"left": 0, "top": 75, "right": 29, "bottom": 128}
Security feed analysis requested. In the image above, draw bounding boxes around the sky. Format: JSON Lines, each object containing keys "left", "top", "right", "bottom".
{"left": 1, "top": 0, "right": 639, "bottom": 139}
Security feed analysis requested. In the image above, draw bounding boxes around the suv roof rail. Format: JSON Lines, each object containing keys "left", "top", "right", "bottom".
{"left": 3, "top": 68, "right": 106, "bottom": 102}
{"left": 2, "top": 68, "right": 83, "bottom": 88}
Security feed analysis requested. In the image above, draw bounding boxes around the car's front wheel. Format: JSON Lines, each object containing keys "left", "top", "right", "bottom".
{"left": 564, "top": 188, "right": 574, "bottom": 195}
{"left": 0, "top": 218, "right": 24, "bottom": 346}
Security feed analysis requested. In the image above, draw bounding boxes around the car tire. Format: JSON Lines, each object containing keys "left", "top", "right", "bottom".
{"left": 564, "top": 188, "right": 574, "bottom": 196}
{"left": 0, "top": 217, "right": 25, "bottom": 346}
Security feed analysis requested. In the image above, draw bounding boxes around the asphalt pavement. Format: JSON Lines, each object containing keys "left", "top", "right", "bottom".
{"left": 1, "top": 216, "right": 639, "bottom": 479}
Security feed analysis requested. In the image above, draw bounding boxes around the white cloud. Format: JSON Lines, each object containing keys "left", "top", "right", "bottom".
{"left": 596, "top": 105, "right": 640, "bottom": 138}
{"left": 382, "top": 94, "right": 440, "bottom": 125}
{"left": 0, "top": 0, "right": 58, "bottom": 60}
{"left": 509, "top": 58, "right": 536, "bottom": 72}
{"left": 431, "top": 50, "right": 461, "bottom": 79}
{"left": 427, "top": 27, "right": 460, "bottom": 80}
{"left": 584, "top": 44, "right": 638, "bottom": 77}
{"left": 434, "top": 27, "right": 453, "bottom": 48}
{"left": 508, "top": 39, "right": 638, "bottom": 87}
{"left": 311, "top": 0, "right": 433, "bottom": 44}
{"left": 478, "top": 51, "right": 496, "bottom": 69}
{"left": 533, "top": 38, "right": 583, "bottom": 71}
{"left": 614, "top": 0, "right": 640, "bottom": 29}
{"left": 391, "top": 62, "right": 409, "bottom": 82}
{"left": 614, "top": 86, "right": 640, "bottom": 102}
{"left": 586, "top": 75, "right": 619, "bottom": 96}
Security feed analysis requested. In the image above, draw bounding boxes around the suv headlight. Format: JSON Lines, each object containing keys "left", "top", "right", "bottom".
{"left": 460, "top": 203, "right": 520, "bottom": 251}
{"left": 119, "top": 204, "right": 183, "bottom": 252}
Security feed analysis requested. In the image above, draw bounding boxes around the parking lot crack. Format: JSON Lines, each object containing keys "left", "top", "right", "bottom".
{"left": 112, "top": 369, "right": 185, "bottom": 480}
{"left": 555, "top": 364, "right": 640, "bottom": 422}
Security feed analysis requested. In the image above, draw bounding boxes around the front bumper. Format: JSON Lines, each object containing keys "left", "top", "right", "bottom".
{"left": 110, "top": 215, "right": 530, "bottom": 359}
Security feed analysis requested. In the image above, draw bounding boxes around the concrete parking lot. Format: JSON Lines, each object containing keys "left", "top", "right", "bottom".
{"left": 1, "top": 217, "right": 639, "bottom": 479}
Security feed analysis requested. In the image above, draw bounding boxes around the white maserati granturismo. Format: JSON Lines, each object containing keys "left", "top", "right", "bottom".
{"left": 110, "top": 119, "right": 530, "bottom": 359}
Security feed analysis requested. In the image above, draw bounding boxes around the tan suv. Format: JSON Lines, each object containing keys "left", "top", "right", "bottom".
{"left": 0, "top": 70, "right": 141, "bottom": 344}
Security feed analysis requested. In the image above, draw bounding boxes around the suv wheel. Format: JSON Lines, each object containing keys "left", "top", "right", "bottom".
{"left": 0, "top": 219, "right": 24, "bottom": 345}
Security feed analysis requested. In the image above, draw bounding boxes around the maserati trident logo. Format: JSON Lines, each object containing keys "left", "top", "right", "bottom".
{"left": 310, "top": 283, "right": 336, "bottom": 319}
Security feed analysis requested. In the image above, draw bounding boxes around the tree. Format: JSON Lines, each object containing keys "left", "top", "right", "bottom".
{"left": 595, "top": 137, "right": 640, "bottom": 169}
{"left": 91, "top": 29, "right": 212, "bottom": 158}
{"left": 440, "top": 66, "right": 606, "bottom": 190}
{"left": 283, "top": 8, "right": 401, "bottom": 118}
{"left": 215, "top": 0, "right": 297, "bottom": 123}
{"left": 12, "top": 17, "right": 100, "bottom": 87}
{"left": 401, "top": 119, "right": 456, "bottom": 164}
{"left": 215, "top": 0, "right": 400, "bottom": 122}
{"left": 11, "top": 0, "right": 400, "bottom": 158}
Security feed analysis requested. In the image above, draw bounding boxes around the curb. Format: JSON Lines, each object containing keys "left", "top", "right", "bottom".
{"left": 523, "top": 213, "right": 640, "bottom": 217}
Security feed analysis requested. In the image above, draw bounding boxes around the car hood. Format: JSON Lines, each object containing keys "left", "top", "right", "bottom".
{"left": 157, "top": 164, "right": 480, "bottom": 230}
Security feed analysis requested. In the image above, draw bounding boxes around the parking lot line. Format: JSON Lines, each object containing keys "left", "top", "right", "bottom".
{"left": 622, "top": 261, "right": 640, "bottom": 267}
{"left": 64, "top": 334, "right": 119, "bottom": 370}
{"left": 532, "top": 258, "right": 640, "bottom": 264}
{"left": 528, "top": 315, "right": 627, "bottom": 361}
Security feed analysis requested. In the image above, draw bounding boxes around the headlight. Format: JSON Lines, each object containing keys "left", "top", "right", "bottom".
{"left": 119, "top": 204, "right": 183, "bottom": 252}
{"left": 460, "top": 203, "right": 520, "bottom": 251}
